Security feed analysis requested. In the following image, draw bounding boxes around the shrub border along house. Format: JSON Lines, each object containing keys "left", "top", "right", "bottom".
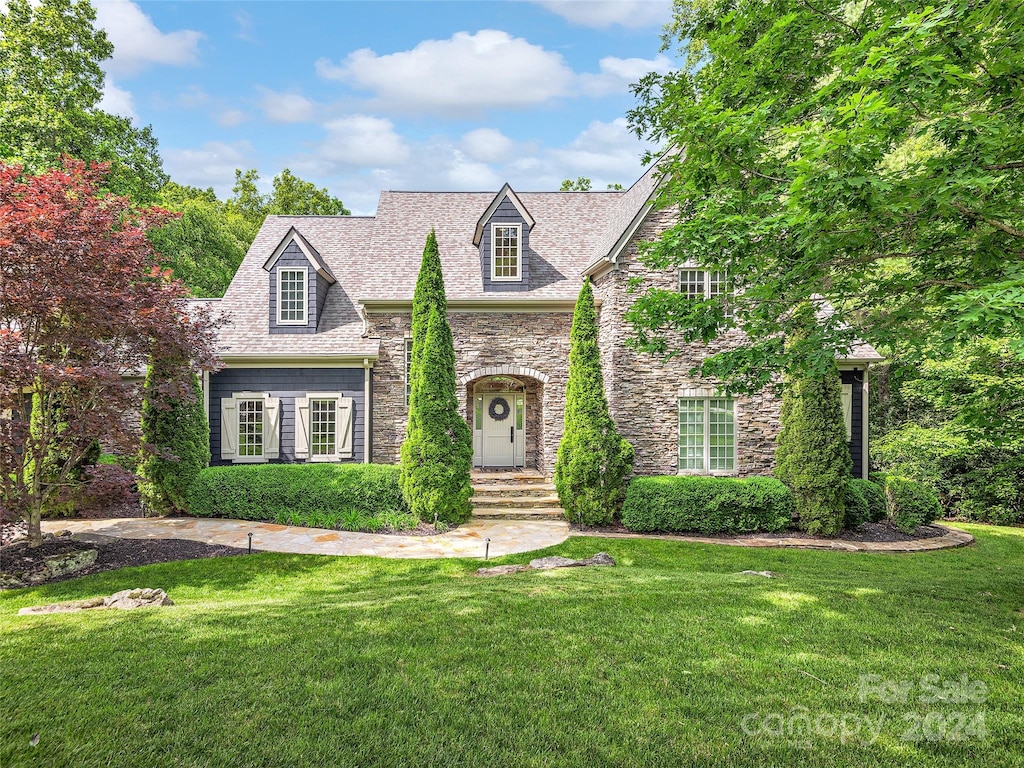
{"left": 187, "top": 463, "right": 413, "bottom": 531}
{"left": 620, "top": 475, "right": 793, "bottom": 534}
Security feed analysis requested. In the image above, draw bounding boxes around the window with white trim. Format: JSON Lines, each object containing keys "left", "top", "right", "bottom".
{"left": 237, "top": 398, "right": 264, "bottom": 458}
{"left": 277, "top": 267, "right": 307, "bottom": 324}
{"left": 310, "top": 398, "right": 337, "bottom": 457}
{"left": 295, "top": 393, "right": 354, "bottom": 461}
{"left": 491, "top": 224, "right": 521, "bottom": 281}
{"left": 404, "top": 338, "right": 413, "bottom": 406}
{"left": 679, "top": 267, "right": 733, "bottom": 318}
{"left": 679, "top": 397, "right": 736, "bottom": 472}
{"left": 220, "top": 392, "right": 280, "bottom": 463}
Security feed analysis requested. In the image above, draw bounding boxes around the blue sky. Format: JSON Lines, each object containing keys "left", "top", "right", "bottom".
{"left": 95, "top": 0, "right": 676, "bottom": 214}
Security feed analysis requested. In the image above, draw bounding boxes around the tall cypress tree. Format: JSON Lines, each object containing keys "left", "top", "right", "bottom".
{"left": 137, "top": 358, "right": 210, "bottom": 515}
{"left": 399, "top": 231, "right": 473, "bottom": 524}
{"left": 774, "top": 313, "right": 851, "bottom": 535}
{"left": 555, "top": 279, "right": 634, "bottom": 525}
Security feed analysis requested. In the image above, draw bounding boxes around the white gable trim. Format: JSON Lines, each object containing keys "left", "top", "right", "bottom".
{"left": 472, "top": 184, "right": 535, "bottom": 246}
{"left": 262, "top": 226, "right": 337, "bottom": 284}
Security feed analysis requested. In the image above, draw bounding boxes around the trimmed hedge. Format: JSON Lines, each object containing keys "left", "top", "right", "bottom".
{"left": 621, "top": 475, "right": 794, "bottom": 534}
{"left": 843, "top": 481, "right": 870, "bottom": 529}
{"left": 851, "top": 478, "right": 886, "bottom": 523}
{"left": 885, "top": 476, "right": 941, "bottom": 533}
{"left": 187, "top": 463, "right": 407, "bottom": 522}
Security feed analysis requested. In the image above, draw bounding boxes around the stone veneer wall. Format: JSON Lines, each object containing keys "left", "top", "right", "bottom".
{"left": 366, "top": 311, "right": 572, "bottom": 473}
{"left": 591, "top": 207, "right": 782, "bottom": 477}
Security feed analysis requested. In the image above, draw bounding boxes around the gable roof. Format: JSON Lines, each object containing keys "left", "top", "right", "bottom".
{"left": 262, "top": 226, "right": 337, "bottom": 284}
{"left": 472, "top": 184, "right": 535, "bottom": 246}
{"left": 212, "top": 162, "right": 660, "bottom": 357}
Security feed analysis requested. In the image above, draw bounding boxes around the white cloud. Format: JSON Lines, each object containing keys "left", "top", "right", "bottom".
{"left": 216, "top": 109, "right": 250, "bottom": 128}
{"left": 316, "top": 30, "right": 574, "bottom": 114}
{"left": 546, "top": 117, "right": 654, "bottom": 182}
{"left": 97, "top": 79, "right": 136, "bottom": 120}
{"left": 234, "top": 9, "right": 257, "bottom": 43}
{"left": 580, "top": 54, "right": 675, "bottom": 96}
{"left": 94, "top": 0, "right": 202, "bottom": 75}
{"left": 257, "top": 88, "right": 317, "bottom": 124}
{"left": 535, "top": 0, "right": 672, "bottom": 28}
{"left": 318, "top": 115, "right": 411, "bottom": 167}
{"left": 162, "top": 141, "right": 254, "bottom": 196}
{"left": 460, "top": 128, "right": 516, "bottom": 164}
{"left": 175, "top": 86, "right": 212, "bottom": 110}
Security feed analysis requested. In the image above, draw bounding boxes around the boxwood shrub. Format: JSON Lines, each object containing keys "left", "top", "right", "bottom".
{"left": 843, "top": 481, "right": 870, "bottom": 529}
{"left": 850, "top": 478, "right": 886, "bottom": 523}
{"left": 885, "top": 476, "right": 941, "bottom": 533}
{"left": 187, "top": 463, "right": 407, "bottom": 522}
{"left": 620, "top": 475, "right": 794, "bottom": 534}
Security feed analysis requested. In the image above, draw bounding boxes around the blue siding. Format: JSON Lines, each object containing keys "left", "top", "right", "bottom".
{"left": 480, "top": 198, "right": 532, "bottom": 292}
{"left": 841, "top": 369, "right": 865, "bottom": 478}
{"left": 209, "top": 367, "right": 366, "bottom": 465}
{"left": 269, "top": 243, "right": 319, "bottom": 334}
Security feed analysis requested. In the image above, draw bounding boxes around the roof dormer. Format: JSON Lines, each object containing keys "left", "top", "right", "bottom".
{"left": 263, "top": 227, "right": 336, "bottom": 334}
{"left": 474, "top": 185, "right": 534, "bottom": 291}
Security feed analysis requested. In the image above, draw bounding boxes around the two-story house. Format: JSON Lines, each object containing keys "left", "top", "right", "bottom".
{"left": 201, "top": 164, "right": 880, "bottom": 479}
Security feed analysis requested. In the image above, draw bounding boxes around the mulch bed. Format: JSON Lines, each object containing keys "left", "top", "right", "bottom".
{"left": 1, "top": 535, "right": 252, "bottom": 590}
{"left": 573, "top": 519, "right": 950, "bottom": 542}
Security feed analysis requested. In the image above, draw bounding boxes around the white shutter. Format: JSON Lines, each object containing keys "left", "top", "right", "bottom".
{"left": 220, "top": 397, "right": 237, "bottom": 460}
{"left": 264, "top": 395, "right": 281, "bottom": 459}
{"left": 295, "top": 396, "right": 310, "bottom": 459}
{"left": 841, "top": 383, "right": 853, "bottom": 441}
{"left": 338, "top": 397, "right": 354, "bottom": 459}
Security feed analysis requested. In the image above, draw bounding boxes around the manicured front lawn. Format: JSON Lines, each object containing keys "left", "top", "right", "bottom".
{"left": 2, "top": 524, "right": 1022, "bottom": 767}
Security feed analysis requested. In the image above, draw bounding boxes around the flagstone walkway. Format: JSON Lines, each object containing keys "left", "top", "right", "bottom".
{"left": 41, "top": 517, "right": 571, "bottom": 559}
{"left": 40, "top": 518, "right": 973, "bottom": 559}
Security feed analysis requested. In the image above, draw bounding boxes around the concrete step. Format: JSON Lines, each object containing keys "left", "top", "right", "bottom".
{"left": 471, "top": 482, "right": 556, "bottom": 495}
{"left": 471, "top": 471, "right": 548, "bottom": 485}
{"left": 472, "top": 507, "right": 565, "bottom": 520}
{"left": 472, "top": 495, "right": 561, "bottom": 508}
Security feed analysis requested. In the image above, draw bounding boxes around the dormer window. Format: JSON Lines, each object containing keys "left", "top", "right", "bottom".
{"left": 277, "top": 267, "right": 308, "bottom": 324}
{"left": 491, "top": 223, "right": 521, "bottom": 282}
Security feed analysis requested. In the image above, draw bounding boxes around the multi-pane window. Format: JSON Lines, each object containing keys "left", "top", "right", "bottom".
{"left": 277, "top": 268, "right": 307, "bottom": 323}
{"left": 238, "top": 399, "right": 264, "bottom": 458}
{"left": 310, "top": 398, "right": 337, "bottom": 458}
{"left": 679, "top": 267, "right": 733, "bottom": 318}
{"left": 404, "top": 338, "right": 413, "bottom": 406}
{"left": 679, "top": 397, "right": 736, "bottom": 472}
{"left": 491, "top": 224, "right": 521, "bottom": 281}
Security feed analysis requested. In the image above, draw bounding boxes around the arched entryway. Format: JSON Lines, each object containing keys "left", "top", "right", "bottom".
{"left": 458, "top": 367, "right": 548, "bottom": 470}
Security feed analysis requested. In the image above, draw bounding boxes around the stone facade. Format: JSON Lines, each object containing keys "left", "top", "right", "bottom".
{"left": 591, "top": 208, "right": 782, "bottom": 477}
{"left": 366, "top": 311, "right": 572, "bottom": 473}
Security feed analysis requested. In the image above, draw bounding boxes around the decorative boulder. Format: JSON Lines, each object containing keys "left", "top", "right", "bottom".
{"left": 18, "top": 588, "right": 173, "bottom": 615}
{"left": 476, "top": 552, "right": 616, "bottom": 577}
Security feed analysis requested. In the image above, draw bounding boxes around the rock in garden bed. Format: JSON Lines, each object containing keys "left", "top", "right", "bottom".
{"left": 477, "top": 552, "right": 615, "bottom": 577}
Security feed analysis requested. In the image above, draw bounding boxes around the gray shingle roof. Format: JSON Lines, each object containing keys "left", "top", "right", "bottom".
{"left": 212, "top": 163, "right": 661, "bottom": 357}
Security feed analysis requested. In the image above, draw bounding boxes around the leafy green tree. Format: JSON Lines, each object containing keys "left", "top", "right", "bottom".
{"left": 560, "top": 177, "right": 592, "bottom": 192}
{"left": 555, "top": 280, "right": 634, "bottom": 526}
{"left": 627, "top": 0, "right": 1024, "bottom": 390}
{"left": 137, "top": 358, "right": 210, "bottom": 515}
{"left": 399, "top": 231, "right": 473, "bottom": 524}
{"left": 0, "top": 0, "right": 167, "bottom": 202}
{"left": 774, "top": 316, "right": 852, "bottom": 535}
{"left": 270, "top": 169, "right": 350, "bottom": 216}
{"left": 227, "top": 167, "right": 349, "bottom": 231}
{"left": 149, "top": 182, "right": 252, "bottom": 297}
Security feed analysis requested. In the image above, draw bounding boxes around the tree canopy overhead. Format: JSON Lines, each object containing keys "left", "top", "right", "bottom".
{"left": 0, "top": 0, "right": 167, "bottom": 202}
{"left": 627, "top": 0, "right": 1024, "bottom": 391}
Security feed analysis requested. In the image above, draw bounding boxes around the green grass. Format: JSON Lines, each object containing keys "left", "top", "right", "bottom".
{"left": 2, "top": 524, "right": 1023, "bottom": 767}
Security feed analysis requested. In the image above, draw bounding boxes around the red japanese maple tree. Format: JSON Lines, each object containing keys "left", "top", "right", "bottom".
{"left": 0, "top": 160, "right": 218, "bottom": 546}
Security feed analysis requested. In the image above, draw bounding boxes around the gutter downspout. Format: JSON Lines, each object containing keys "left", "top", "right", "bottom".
{"left": 862, "top": 364, "right": 870, "bottom": 479}
{"left": 363, "top": 358, "right": 371, "bottom": 464}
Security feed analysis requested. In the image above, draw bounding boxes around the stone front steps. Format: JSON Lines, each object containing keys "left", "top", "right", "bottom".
{"left": 471, "top": 471, "right": 565, "bottom": 520}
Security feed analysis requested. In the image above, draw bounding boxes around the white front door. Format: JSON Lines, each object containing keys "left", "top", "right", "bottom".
{"left": 481, "top": 394, "right": 516, "bottom": 467}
